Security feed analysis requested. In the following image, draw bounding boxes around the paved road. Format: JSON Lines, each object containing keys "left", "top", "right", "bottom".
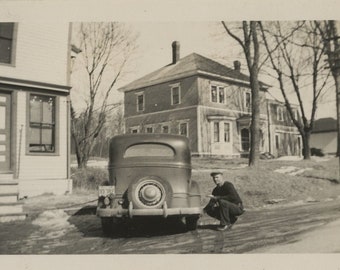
{"left": 1, "top": 199, "right": 340, "bottom": 254}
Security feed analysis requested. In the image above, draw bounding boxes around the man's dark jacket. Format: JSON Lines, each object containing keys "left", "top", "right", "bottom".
{"left": 211, "top": 181, "right": 243, "bottom": 205}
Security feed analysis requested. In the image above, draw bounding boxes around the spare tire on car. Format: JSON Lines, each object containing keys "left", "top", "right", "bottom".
{"left": 128, "top": 176, "right": 173, "bottom": 209}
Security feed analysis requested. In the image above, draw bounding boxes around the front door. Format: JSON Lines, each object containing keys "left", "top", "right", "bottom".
{"left": 0, "top": 91, "right": 11, "bottom": 172}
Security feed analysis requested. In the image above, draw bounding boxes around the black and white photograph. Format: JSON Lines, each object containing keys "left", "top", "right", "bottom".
{"left": 0, "top": 0, "right": 340, "bottom": 269}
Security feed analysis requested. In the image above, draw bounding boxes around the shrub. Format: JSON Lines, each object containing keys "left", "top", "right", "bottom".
{"left": 311, "top": 148, "right": 324, "bottom": 157}
{"left": 71, "top": 167, "right": 109, "bottom": 191}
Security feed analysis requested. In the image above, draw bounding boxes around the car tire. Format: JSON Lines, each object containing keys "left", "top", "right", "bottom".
{"left": 185, "top": 216, "right": 199, "bottom": 231}
{"left": 128, "top": 176, "right": 172, "bottom": 209}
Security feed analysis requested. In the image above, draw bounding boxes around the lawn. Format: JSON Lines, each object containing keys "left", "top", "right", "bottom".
{"left": 69, "top": 156, "right": 340, "bottom": 209}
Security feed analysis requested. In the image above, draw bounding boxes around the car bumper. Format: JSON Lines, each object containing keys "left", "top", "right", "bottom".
{"left": 97, "top": 205, "right": 202, "bottom": 218}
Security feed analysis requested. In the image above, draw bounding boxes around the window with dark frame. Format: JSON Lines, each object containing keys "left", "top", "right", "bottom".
{"left": 137, "top": 94, "right": 144, "bottom": 112}
{"left": 0, "top": 23, "right": 15, "bottom": 64}
{"left": 275, "top": 134, "right": 280, "bottom": 150}
{"left": 28, "top": 94, "right": 55, "bottom": 153}
{"left": 162, "top": 125, "right": 169, "bottom": 133}
{"left": 172, "top": 86, "right": 180, "bottom": 105}
{"left": 213, "top": 122, "right": 219, "bottom": 142}
{"left": 179, "top": 122, "right": 188, "bottom": 136}
{"left": 245, "top": 92, "right": 251, "bottom": 110}
{"left": 277, "top": 106, "right": 284, "bottom": 121}
{"left": 224, "top": 122, "right": 230, "bottom": 142}
{"left": 211, "top": 85, "right": 217, "bottom": 103}
{"left": 146, "top": 127, "right": 153, "bottom": 133}
{"left": 218, "top": 87, "right": 225, "bottom": 103}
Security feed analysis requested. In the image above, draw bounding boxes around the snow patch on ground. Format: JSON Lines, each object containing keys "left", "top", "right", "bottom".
{"left": 32, "top": 210, "right": 75, "bottom": 234}
{"left": 274, "top": 166, "right": 313, "bottom": 176}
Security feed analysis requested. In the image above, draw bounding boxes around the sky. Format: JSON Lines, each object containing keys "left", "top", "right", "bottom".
{"left": 113, "top": 21, "right": 337, "bottom": 120}
{"left": 3, "top": 0, "right": 334, "bottom": 120}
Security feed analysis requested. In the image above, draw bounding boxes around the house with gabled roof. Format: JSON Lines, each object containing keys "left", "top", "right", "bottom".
{"left": 119, "top": 41, "right": 301, "bottom": 157}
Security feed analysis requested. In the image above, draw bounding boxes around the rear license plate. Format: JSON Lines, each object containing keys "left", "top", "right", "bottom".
{"left": 98, "top": 186, "right": 115, "bottom": 197}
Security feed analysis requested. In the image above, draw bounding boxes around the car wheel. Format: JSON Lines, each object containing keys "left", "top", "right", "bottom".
{"left": 128, "top": 176, "right": 172, "bottom": 209}
{"left": 101, "top": 217, "right": 116, "bottom": 236}
{"left": 185, "top": 216, "right": 199, "bottom": 231}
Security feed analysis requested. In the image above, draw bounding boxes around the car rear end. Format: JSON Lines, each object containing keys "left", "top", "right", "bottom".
{"left": 96, "top": 134, "right": 202, "bottom": 234}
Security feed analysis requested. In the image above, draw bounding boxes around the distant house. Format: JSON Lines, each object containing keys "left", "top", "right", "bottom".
{"left": 119, "top": 41, "right": 301, "bottom": 158}
{"left": 311, "top": 117, "right": 337, "bottom": 155}
{"left": 0, "top": 22, "right": 72, "bottom": 211}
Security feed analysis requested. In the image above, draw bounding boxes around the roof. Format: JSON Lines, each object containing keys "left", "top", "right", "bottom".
{"left": 119, "top": 53, "right": 269, "bottom": 92}
{"left": 313, "top": 117, "right": 337, "bottom": 133}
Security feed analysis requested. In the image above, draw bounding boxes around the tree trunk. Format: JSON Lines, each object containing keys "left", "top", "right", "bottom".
{"left": 249, "top": 72, "right": 261, "bottom": 167}
{"left": 302, "top": 131, "right": 311, "bottom": 160}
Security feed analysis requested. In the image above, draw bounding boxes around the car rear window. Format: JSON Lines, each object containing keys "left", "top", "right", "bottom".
{"left": 124, "top": 143, "right": 175, "bottom": 158}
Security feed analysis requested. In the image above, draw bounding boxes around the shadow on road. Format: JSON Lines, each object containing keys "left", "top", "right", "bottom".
{"left": 67, "top": 206, "right": 192, "bottom": 239}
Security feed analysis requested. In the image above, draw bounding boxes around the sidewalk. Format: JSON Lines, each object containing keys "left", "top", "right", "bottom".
{"left": 251, "top": 218, "right": 340, "bottom": 253}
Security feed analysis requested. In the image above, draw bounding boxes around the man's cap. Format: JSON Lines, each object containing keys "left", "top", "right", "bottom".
{"left": 210, "top": 171, "right": 223, "bottom": 177}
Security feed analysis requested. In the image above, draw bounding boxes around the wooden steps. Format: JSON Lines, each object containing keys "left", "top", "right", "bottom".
{"left": 0, "top": 176, "right": 27, "bottom": 222}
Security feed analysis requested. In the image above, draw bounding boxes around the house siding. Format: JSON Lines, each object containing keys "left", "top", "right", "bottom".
{"left": 124, "top": 76, "right": 199, "bottom": 116}
{"left": 0, "top": 22, "right": 72, "bottom": 197}
{"left": 0, "top": 22, "right": 69, "bottom": 86}
{"left": 125, "top": 107, "right": 198, "bottom": 152}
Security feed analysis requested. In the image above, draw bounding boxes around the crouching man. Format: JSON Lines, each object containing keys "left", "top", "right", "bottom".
{"left": 204, "top": 171, "right": 244, "bottom": 231}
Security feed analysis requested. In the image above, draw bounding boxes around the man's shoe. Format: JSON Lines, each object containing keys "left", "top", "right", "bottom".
{"left": 217, "top": 224, "right": 231, "bottom": 231}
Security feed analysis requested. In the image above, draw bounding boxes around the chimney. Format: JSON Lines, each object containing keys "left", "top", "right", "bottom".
{"left": 172, "top": 41, "right": 180, "bottom": 64}
{"left": 233, "top": 60, "right": 241, "bottom": 71}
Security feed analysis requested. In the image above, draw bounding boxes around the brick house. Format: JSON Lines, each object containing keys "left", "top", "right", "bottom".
{"left": 119, "top": 41, "right": 301, "bottom": 157}
{"left": 0, "top": 22, "right": 73, "bottom": 220}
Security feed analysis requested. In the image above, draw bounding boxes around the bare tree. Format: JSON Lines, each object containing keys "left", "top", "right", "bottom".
{"left": 221, "top": 21, "right": 262, "bottom": 167}
{"left": 315, "top": 20, "right": 340, "bottom": 181}
{"left": 260, "top": 21, "right": 331, "bottom": 159}
{"left": 71, "top": 22, "right": 137, "bottom": 168}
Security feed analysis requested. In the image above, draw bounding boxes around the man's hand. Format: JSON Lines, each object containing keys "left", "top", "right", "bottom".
{"left": 207, "top": 195, "right": 217, "bottom": 200}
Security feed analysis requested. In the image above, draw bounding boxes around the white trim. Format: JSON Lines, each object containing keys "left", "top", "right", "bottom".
{"left": 125, "top": 104, "right": 268, "bottom": 120}
{"left": 210, "top": 84, "right": 226, "bottom": 104}
{"left": 119, "top": 68, "right": 270, "bottom": 93}
{"left": 125, "top": 105, "right": 197, "bottom": 119}
{"left": 274, "top": 129, "right": 300, "bottom": 135}
{"left": 0, "top": 79, "right": 70, "bottom": 93}
{"left": 207, "top": 115, "right": 237, "bottom": 121}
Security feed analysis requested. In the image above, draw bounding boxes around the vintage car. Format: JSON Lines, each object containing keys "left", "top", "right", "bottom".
{"left": 96, "top": 133, "right": 202, "bottom": 234}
